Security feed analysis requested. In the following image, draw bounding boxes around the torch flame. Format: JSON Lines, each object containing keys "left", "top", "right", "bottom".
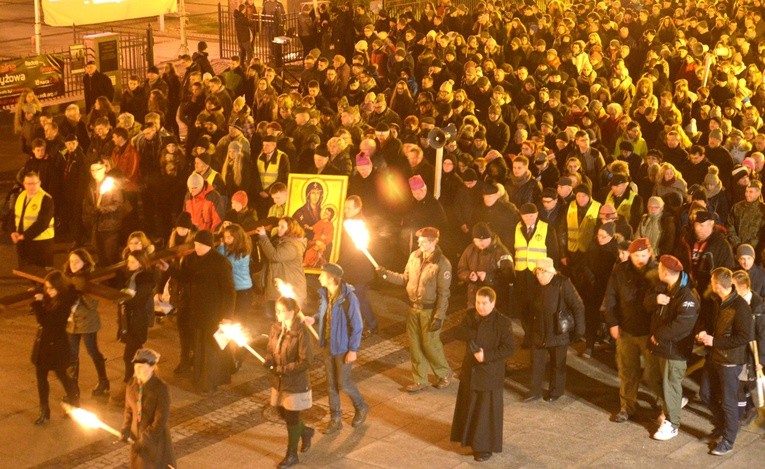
{"left": 63, "top": 403, "right": 123, "bottom": 438}
{"left": 70, "top": 407, "right": 103, "bottom": 429}
{"left": 219, "top": 321, "right": 250, "bottom": 347}
{"left": 343, "top": 219, "right": 370, "bottom": 250}
{"left": 275, "top": 278, "right": 297, "bottom": 300}
{"left": 99, "top": 176, "right": 115, "bottom": 195}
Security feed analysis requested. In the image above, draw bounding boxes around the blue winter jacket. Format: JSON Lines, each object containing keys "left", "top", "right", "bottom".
{"left": 217, "top": 245, "right": 253, "bottom": 291}
{"left": 314, "top": 282, "right": 363, "bottom": 356}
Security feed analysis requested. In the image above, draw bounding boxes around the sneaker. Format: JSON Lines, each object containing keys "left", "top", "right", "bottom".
{"left": 405, "top": 382, "right": 428, "bottom": 393}
{"left": 653, "top": 420, "right": 678, "bottom": 441}
{"left": 681, "top": 396, "right": 689, "bottom": 408}
{"left": 581, "top": 348, "right": 593, "bottom": 359}
{"left": 613, "top": 411, "right": 631, "bottom": 423}
{"left": 434, "top": 371, "right": 452, "bottom": 389}
{"left": 361, "top": 329, "right": 377, "bottom": 339}
{"left": 711, "top": 439, "right": 733, "bottom": 456}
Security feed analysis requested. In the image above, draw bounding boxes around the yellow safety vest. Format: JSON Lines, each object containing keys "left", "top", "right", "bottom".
{"left": 567, "top": 200, "right": 601, "bottom": 253}
{"left": 14, "top": 189, "right": 55, "bottom": 241}
{"left": 515, "top": 221, "right": 549, "bottom": 271}
{"left": 606, "top": 190, "right": 636, "bottom": 222}
{"left": 204, "top": 168, "right": 220, "bottom": 188}
{"left": 257, "top": 151, "right": 282, "bottom": 188}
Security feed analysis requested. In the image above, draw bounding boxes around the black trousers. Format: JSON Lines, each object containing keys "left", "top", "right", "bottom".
{"left": 530, "top": 344, "right": 568, "bottom": 398}
{"left": 17, "top": 238, "right": 54, "bottom": 268}
{"left": 176, "top": 307, "right": 194, "bottom": 368}
{"left": 122, "top": 337, "right": 144, "bottom": 383}
{"left": 36, "top": 365, "right": 77, "bottom": 410}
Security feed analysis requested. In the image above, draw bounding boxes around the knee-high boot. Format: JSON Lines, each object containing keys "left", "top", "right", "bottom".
{"left": 69, "top": 361, "right": 80, "bottom": 399}
{"left": 278, "top": 423, "right": 301, "bottom": 468}
{"left": 92, "top": 357, "right": 110, "bottom": 397}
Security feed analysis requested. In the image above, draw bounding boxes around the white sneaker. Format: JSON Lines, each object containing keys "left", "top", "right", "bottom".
{"left": 653, "top": 420, "right": 678, "bottom": 441}
{"left": 681, "top": 396, "right": 689, "bottom": 408}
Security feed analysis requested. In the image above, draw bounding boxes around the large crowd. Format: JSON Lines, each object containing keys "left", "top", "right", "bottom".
{"left": 8, "top": 0, "right": 765, "bottom": 466}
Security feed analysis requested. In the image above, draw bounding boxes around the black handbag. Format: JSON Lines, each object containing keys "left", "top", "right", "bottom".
{"left": 555, "top": 283, "right": 575, "bottom": 335}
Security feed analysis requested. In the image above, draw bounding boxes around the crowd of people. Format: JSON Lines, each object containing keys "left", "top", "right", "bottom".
{"left": 9, "top": 0, "right": 765, "bottom": 465}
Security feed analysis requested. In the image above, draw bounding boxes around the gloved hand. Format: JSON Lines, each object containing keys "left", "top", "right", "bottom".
{"left": 429, "top": 317, "right": 443, "bottom": 332}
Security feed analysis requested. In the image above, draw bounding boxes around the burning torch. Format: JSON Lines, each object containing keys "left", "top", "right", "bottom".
{"left": 62, "top": 402, "right": 132, "bottom": 442}
{"left": 214, "top": 320, "right": 266, "bottom": 363}
{"left": 96, "top": 176, "right": 115, "bottom": 207}
{"left": 343, "top": 219, "right": 379, "bottom": 269}
{"left": 275, "top": 278, "right": 320, "bottom": 340}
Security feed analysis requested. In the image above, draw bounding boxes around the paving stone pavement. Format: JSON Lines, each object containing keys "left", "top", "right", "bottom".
{"left": 1, "top": 265, "right": 764, "bottom": 468}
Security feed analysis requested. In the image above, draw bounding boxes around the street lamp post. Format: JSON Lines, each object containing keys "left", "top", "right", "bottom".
{"left": 178, "top": 0, "right": 189, "bottom": 56}
{"left": 33, "top": 0, "right": 42, "bottom": 55}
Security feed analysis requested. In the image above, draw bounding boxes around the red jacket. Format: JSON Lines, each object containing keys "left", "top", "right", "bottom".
{"left": 111, "top": 142, "right": 141, "bottom": 190}
{"left": 184, "top": 183, "right": 223, "bottom": 231}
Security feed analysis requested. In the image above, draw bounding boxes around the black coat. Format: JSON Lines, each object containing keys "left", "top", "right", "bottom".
{"left": 265, "top": 319, "right": 313, "bottom": 394}
{"left": 83, "top": 71, "right": 115, "bottom": 113}
{"left": 674, "top": 228, "right": 735, "bottom": 294}
{"left": 530, "top": 275, "right": 585, "bottom": 348}
{"left": 169, "top": 249, "right": 235, "bottom": 333}
{"left": 454, "top": 310, "right": 515, "bottom": 391}
{"left": 450, "top": 308, "right": 511, "bottom": 453}
{"left": 647, "top": 273, "right": 700, "bottom": 360}
{"left": 474, "top": 199, "right": 520, "bottom": 251}
{"left": 32, "top": 289, "right": 77, "bottom": 370}
{"left": 119, "top": 270, "right": 154, "bottom": 344}
{"left": 707, "top": 291, "right": 753, "bottom": 365}
{"left": 122, "top": 374, "right": 176, "bottom": 469}
{"left": 603, "top": 259, "right": 660, "bottom": 336}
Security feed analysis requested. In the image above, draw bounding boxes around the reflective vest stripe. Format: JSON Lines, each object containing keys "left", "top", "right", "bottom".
{"left": 606, "top": 190, "right": 636, "bottom": 221}
{"left": 257, "top": 152, "right": 282, "bottom": 188}
{"left": 14, "top": 189, "right": 54, "bottom": 241}
{"left": 515, "top": 221, "right": 548, "bottom": 271}
{"left": 566, "top": 200, "right": 600, "bottom": 253}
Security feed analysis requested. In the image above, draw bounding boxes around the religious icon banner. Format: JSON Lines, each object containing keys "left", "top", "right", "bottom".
{"left": 285, "top": 173, "right": 348, "bottom": 274}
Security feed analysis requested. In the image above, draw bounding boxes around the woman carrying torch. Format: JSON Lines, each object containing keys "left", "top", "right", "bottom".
{"left": 264, "top": 296, "right": 315, "bottom": 469}
{"left": 31, "top": 271, "right": 80, "bottom": 424}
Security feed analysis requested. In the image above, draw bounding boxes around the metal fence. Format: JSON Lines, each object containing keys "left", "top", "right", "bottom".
{"left": 216, "top": 3, "right": 303, "bottom": 66}
{"left": 0, "top": 29, "right": 151, "bottom": 109}
{"left": 71, "top": 29, "right": 152, "bottom": 94}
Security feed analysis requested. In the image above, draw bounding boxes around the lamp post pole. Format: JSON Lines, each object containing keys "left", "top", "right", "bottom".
{"left": 34, "top": 0, "right": 42, "bottom": 55}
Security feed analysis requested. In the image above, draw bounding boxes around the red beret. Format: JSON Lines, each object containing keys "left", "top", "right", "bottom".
{"left": 628, "top": 237, "right": 651, "bottom": 253}
{"left": 659, "top": 255, "right": 683, "bottom": 272}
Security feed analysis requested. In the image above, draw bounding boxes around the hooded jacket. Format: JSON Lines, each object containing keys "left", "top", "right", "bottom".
{"left": 647, "top": 271, "right": 700, "bottom": 360}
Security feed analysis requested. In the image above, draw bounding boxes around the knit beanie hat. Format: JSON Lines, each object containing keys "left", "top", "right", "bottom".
{"left": 231, "top": 190, "right": 248, "bottom": 208}
{"left": 194, "top": 230, "right": 215, "bottom": 247}
{"left": 703, "top": 165, "right": 720, "bottom": 187}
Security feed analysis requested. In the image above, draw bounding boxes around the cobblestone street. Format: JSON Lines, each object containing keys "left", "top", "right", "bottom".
{"left": 1, "top": 259, "right": 764, "bottom": 468}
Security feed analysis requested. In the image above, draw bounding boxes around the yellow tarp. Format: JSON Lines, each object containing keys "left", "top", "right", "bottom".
{"left": 42, "top": 0, "right": 178, "bottom": 27}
